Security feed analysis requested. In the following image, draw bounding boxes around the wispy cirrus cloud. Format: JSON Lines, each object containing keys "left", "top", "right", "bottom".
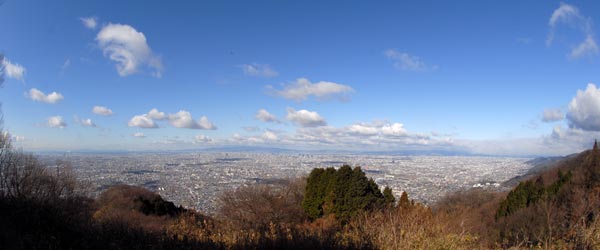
{"left": 384, "top": 49, "right": 437, "bottom": 72}
{"left": 547, "top": 2, "right": 598, "bottom": 59}
{"left": 240, "top": 63, "right": 278, "bottom": 77}
{"left": 80, "top": 16, "right": 98, "bottom": 30}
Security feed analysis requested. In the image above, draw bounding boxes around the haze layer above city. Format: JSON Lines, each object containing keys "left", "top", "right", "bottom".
{"left": 1, "top": 1, "right": 600, "bottom": 156}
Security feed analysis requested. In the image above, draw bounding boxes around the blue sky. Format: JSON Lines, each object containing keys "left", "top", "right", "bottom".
{"left": 1, "top": 0, "right": 600, "bottom": 155}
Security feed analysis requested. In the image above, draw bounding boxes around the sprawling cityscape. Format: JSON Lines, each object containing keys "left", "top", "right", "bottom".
{"left": 39, "top": 152, "right": 531, "bottom": 213}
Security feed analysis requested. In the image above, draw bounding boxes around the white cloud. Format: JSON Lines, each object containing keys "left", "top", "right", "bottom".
{"left": 547, "top": 2, "right": 598, "bottom": 58}
{"left": 286, "top": 108, "right": 327, "bottom": 127}
{"left": 195, "top": 134, "right": 213, "bottom": 143}
{"left": 229, "top": 120, "right": 453, "bottom": 152}
{"left": 549, "top": 2, "right": 581, "bottom": 29}
{"left": 128, "top": 115, "right": 158, "bottom": 128}
{"left": 348, "top": 124, "right": 379, "bottom": 136}
{"left": 566, "top": 83, "right": 600, "bottom": 131}
{"left": 1, "top": 57, "right": 26, "bottom": 81}
{"left": 569, "top": 35, "right": 599, "bottom": 59}
{"left": 384, "top": 49, "right": 436, "bottom": 71}
{"left": 28, "top": 88, "right": 64, "bottom": 104}
{"left": 132, "top": 132, "right": 146, "bottom": 138}
{"left": 255, "top": 109, "right": 279, "bottom": 123}
{"left": 82, "top": 119, "right": 95, "bottom": 127}
{"left": 262, "top": 131, "right": 278, "bottom": 141}
{"left": 80, "top": 16, "right": 98, "bottom": 30}
{"left": 241, "top": 63, "right": 278, "bottom": 77}
{"left": 128, "top": 109, "right": 216, "bottom": 130}
{"left": 542, "top": 108, "right": 564, "bottom": 122}
{"left": 48, "top": 116, "right": 67, "bottom": 129}
{"left": 270, "top": 78, "right": 354, "bottom": 102}
{"left": 74, "top": 116, "right": 96, "bottom": 127}
{"left": 92, "top": 105, "right": 113, "bottom": 116}
{"left": 96, "top": 23, "right": 163, "bottom": 77}
{"left": 168, "top": 110, "right": 216, "bottom": 130}
{"left": 147, "top": 108, "right": 167, "bottom": 120}
{"left": 381, "top": 123, "right": 408, "bottom": 136}
{"left": 345, "top": 122, "right": 407, "bottom": 137}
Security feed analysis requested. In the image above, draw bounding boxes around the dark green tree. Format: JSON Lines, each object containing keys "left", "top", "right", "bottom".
{"left": 302, "top": 165, "right": 386, "bottom": 222}
{"left": 383, "top": 186, "right": 395, "bottom": 206}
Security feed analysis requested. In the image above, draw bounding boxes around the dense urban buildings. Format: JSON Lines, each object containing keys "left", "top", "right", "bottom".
{"left": 39, "top": 152, "right": 531, "bottom": 214}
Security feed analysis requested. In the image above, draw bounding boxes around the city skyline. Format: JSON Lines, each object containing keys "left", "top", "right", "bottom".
{"left": 1, "top": 1, "right": 600, "bottom": 156}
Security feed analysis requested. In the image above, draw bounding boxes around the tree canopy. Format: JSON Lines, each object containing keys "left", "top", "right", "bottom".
{"left": 302, "top": 165, "right": 388, "bottom": 222}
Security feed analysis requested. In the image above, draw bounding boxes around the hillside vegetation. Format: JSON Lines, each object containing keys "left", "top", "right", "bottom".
{"left": 3, "top": 122, "right": 600, "bottom": 249}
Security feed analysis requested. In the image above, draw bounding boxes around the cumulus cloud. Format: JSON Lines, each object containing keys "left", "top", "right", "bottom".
{"left": 381, "top": 123, "right": 408, "bottom": 136}
{"left": 286, "top": 108, "right": 327, "bottom": 127}
{"left": 168, "top": 110, "right": 216, "bottom": 130}
{"left": 96, "top": 23, "right": 163, "bottom": 77}
{"left": 256, "top": 109, "right": 279, "bottom": 123}
{"left": 47, "top": 116, "right": 67, "bottom": 129}
{"left": 228, "top": 119, "right": 454, "bottom": 152}
{"left": 80, "top": 16, "right": 98, "bottom": 29}
{"left": 347, "top": 124, "right": 379, "bottom": 136}
{"left": 147, "top": 108, "right": 167, "bottom": 120}
{"left": 195, "top": 134, "right": 213, "bottom": 143}
{"left": 92, "top": 105, "right": 113, "bottom": 116}
{"left": 542, "top": 108, "right": 564, "bottom": 122}
{"left": 74, "top": 116, "right": 96, "bottom": 127}
{"left": 1, "top": 57, "right": 26, "bottom": 81}
{"left": 82, "top": 119, "right": 95, "bottom": 127}
{"left": 132, "top": 132, "right": 146, "bottom": 138}
{"left": 127, "top": 109, "right": 216, "bottom": 130}
{"left": 547, "top": 2, "right": 598, "bottom": 59}
{"left": 128, "top": 115, "right": 158, "bottom": 128}
{"left": 262, "top": 131, "right": 278, "bottom": 141}
{"left": 28, "top": 88, "right": 64, "bottom": 104}
{"left": 270, "top": 78, "right": 354, "bottom": 102}
{"left": 241, "top": 63, "right": 278, "bottom": 77}
{"left": 344, "top": 122, "right": 408, "bottom": 138}
{"left": 384, "top": 49, "right": 436, "bottom": 71}
{"left": 566, "top": 83, "right": 600, "bottom": 131}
